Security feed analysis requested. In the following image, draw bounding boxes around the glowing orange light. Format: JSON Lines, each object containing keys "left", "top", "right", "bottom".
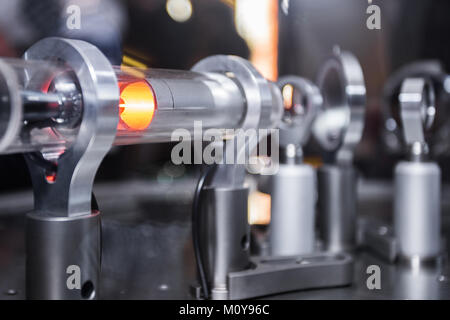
{"left": 118, "top": 80, "right": 156, "bottom": 131}
{"left": 282, "top": 84, "right": 294, "bottom": 110}
{"left": 45, "top": 172, "right": 57, "bottom": 183}
{"left": 248, "top": 191, "right": 271, "bottom": 225}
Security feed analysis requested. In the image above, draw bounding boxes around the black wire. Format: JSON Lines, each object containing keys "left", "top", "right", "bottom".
{"left": 192, "top": 165, "right": 214, "bottom": 300}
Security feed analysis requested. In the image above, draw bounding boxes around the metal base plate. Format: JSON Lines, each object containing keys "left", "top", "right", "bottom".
{"left": 358, "top": 217, "right": 398, "bottom": 262}
{"left": 227, "top": 253, "right": 353, "bottom": 300}
{"left": 359, "top": 217, "right": 447, "bottom": 265}
{"left": 2, "top": 179, "right": 450, "bottom": 299}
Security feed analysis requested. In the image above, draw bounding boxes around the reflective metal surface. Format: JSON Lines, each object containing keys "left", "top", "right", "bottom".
{"left": 266, "top": 76, "right": 321, "bottom": 257}
{"left": 277, "top": 76, "right": 322, "bottom": 148}
{"left": 394, "top": 161, "right": 441, "bottom": 260}
{"left": 268, "top": 163, "right": 316, "bottom": 256}
{"left": 193, "top": 55, "right": 282, "bottom": 131}
{"left": 391, "top": 77, "right": 442, "bottom": 262}
{"left": 200, "top": 186, "right": 250, "bottom": 300}
{"left": 24, "top": 38, "right": 119, "bottom": 217}
{"left": 23, "top": 38, "right": 119, "bottom": 299}
{"left": 314, "top": 48, "right": 366, "bottom": 165}
{"left": 317, "top": 165, "right": 357, "bottom": 252}
{"left": 399, "top": 78, "right": 435, "bottom": 148}
{"left": 1, "top": 179, "right": 450, "bottom": 299}
{"left": 0, "top": 60, "right": 22, "bottom": 153}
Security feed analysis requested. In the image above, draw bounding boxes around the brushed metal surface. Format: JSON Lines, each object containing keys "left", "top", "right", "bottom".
{"left": 1, "top": 179, "right": 450, "bottom": 300}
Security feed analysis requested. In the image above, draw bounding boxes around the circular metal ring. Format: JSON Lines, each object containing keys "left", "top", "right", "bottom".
{"left": 382, "top": 60, "right": 446, "bottom": 139}
{"left": 314, "top": 49, "right": 366, "bottom": 164}
{"left": 193, "top": 55, "right": 281, "bottom": 178}
{"left": 277, "top": 75, "right": 322, "bottom": 147}
{"left": 399, "top": 77, "right": 436, "bottom": 146}
{"left": 192, "top": 55, "right": 275, "bottom": 131}
{"left": 0, "top": 59, "right": 22, "bottom": 153}
{"left": 24, "top": 37, "right": 119, "bottom": 216}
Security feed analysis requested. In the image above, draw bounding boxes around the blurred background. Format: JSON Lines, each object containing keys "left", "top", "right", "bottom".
{"left": 1, "top": 0, "right": 450, "bottom": 299}
{"left": 0, "top": 0, "right": 449, "bottom": 191}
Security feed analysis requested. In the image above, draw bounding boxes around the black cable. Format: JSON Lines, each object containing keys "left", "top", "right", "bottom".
{"left": 192, "top": 165, "right": 214, "bottom": 300}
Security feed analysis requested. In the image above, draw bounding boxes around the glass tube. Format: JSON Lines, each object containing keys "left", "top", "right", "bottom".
{"left": 0, "top": 61, "right": 280, "bottom": 156}
{"left": 113, "top": 66, "right": 246, "bottom": 145}
{"left": 0, "top": 58, "right": 82, "bottom": 158}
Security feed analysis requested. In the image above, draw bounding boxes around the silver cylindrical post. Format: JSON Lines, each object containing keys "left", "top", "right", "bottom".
{"left": 268, "top": 76, "right": 322, "bottom": 257}
{"left": 269, "top": 163, "right": 316, "bottom": 256}
{"left": 200, "top": 186, "right": 250, "bottom": 300}
{"left": 317, "top": 164, "right": 357, "bottom": 252}
{"left": 393, "top": 78, "right": 442, "bottom": 263}
{"left": 312, "top": 49, "right": 366, "bottom": 253}
{"left": 26, "top": 212, "right": 100, "bottom": 299}
{"left": 394, "top": 161, "right": 441, "bottom": 260}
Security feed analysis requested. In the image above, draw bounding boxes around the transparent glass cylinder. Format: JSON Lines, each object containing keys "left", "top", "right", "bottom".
{"left": 0, "top": 61, "right": 280, "bottom": 157}
{"left": 113, "top": 66, "right": 246, "bottom": 145}
{"left": 0, "top": 58, "right": 82, "bottom": 158}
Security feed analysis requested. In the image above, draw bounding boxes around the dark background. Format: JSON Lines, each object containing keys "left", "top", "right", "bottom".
{"left": 0, "top": 0, "right": 449, "bottom": 191}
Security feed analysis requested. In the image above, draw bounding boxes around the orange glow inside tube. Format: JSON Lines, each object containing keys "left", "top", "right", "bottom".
{"left": 282, "top": 84, "right": 293, "bottom": 110}
{"left": 118, "top": 80, "right": 156, "bottom": 131}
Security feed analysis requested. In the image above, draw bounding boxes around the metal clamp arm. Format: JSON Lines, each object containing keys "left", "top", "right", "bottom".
{"left": 23, "top": 37, "right": 119, "bottom": 217}
{"left": 399, "top": 77, "right": 435, "bottom": 160}
{"left": 277, "top": 76, "right": 322, "bottom": 149}
{"left": 313, "top": 48, "right": 366, "bottom": 165}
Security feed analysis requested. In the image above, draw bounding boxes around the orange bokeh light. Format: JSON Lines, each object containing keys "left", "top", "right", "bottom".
{"left": 118, "top": 80, "right": 156, "bottom": 131}
{"left": 45, "top": 172, "right": 57, "bottom": 183}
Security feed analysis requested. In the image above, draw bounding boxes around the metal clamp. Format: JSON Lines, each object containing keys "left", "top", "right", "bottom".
{"left": 23, "top": 37, "right": 119, "bottom": 299}
{"left": 399, "top": 78, "right": 435, "bottom": 161}
{"left": 24, "top": 37, "right": 119, "bottom": 216}
{"left": 315, "top": 48, "right": 366, "bottom": 253}
{"left": 381, "top": 61, "right": 445, "bottom": 155}
{"left": 192, "top": 55, "right": 282, "bottom": 183}
{"left": 266, "top": 76, "right": 321, "bottom": 256}
{"left": 193, "top": 55, "right": 281, "bottom": 133}
{"left": 313, "top": 47, "right": 366, "bottom": 165}
{"left": 277, "top": 76, "right": 322, "bottom": 149}
{"left": 361, "top": 77, "right": 443, "bottom": 265}
{"left": 192, "top": 56, "right": 280, "bottom": 300}
{"left": 191, "top": 58, "right": 353, "bottom": 299}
